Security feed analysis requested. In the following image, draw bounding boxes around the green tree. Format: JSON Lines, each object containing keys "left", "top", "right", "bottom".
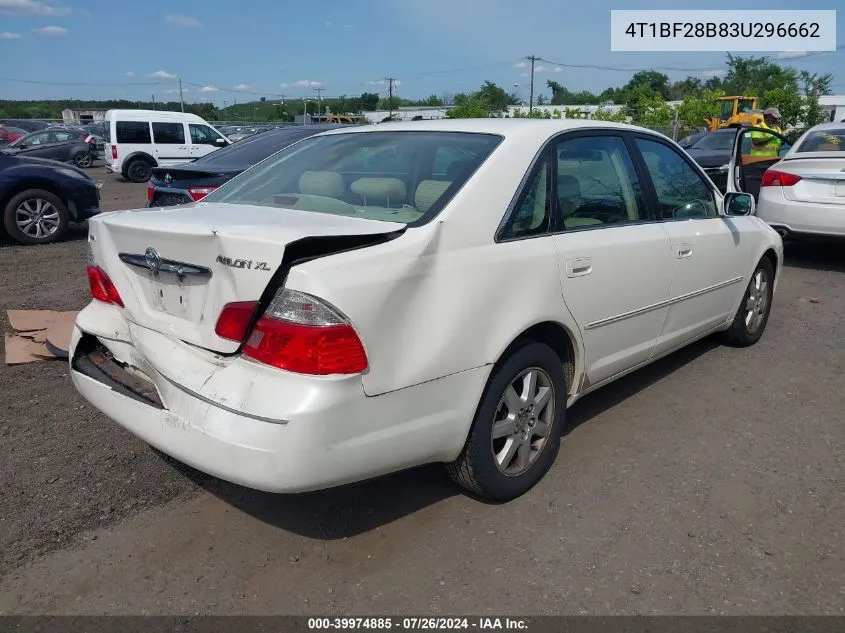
{"left": 424, "top": 94, "right": 444, "bottom": 106}
{"left": 677, "top": 89, "right": 725, "bottom": 128}
{"left": 475, "top": 80, "right": 517, "bottom": 114}
{"left": 360, "top": 92, "right": 380, "bottom": 111}
{"left": 670, "top": 76, "right": 703, "bottom": 100}
{"left": 622, "top": 70, "right": 671, "bottom": 103}
{"left": 723, "top": 54, "right": 797, "bottom": 97}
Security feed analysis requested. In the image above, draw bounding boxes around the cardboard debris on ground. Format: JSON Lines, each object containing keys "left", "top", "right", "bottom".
{"left": 4, "top": 310, "right": 78, "bottom": 365}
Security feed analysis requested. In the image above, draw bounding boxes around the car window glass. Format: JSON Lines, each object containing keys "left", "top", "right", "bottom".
{"left": 203, "top": 131, "right": 502, "bottom": 225}
{"left": 189, "top": 124, "right": 222, "bottom": 145}
{"left": 53, "top": 132, "right": 74, "bottom": 142}
{"left": 432, "top": 145, "right": 474, "bottom": 179}
{"left": 116, "top": 121, "right": 152, "bottom": 144}
{"left": 27, "top": 132, "right": 51, "bottom": 145}
{"left": 556, "top": 135, "right": 646, "bottom": 228}
{"left": 635, "top": 137, "right": 718, "bottom": 220}
{"left": 796, "top": 128, "right": 845, "bottom": 152}
{"left": 152, "top": 122, "right": 185, "bottom": 144}
{"left": 499, "top": 154, "right": 551, "bottom": 240}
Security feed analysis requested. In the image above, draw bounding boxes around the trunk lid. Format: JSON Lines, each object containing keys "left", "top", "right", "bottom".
{"left": 779, "top": 157, "right": 845, "bottom": 205}
{"left": 89, "top": 203, "right": 405, "bottom": 353}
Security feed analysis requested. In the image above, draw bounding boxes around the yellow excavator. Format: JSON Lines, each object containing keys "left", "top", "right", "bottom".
{"left": 706, "top": 96, "right": 764, "bottom": 131}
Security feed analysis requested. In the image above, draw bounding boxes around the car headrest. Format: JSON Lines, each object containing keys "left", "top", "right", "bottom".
{"left": 415, "top": 180, "right": 452, "bottom": 213}
{"left": 351, "top": 177, "right": 407, "bottom": 203}
{"left": 298, "top": 171, "right": 345, "bottom": 199}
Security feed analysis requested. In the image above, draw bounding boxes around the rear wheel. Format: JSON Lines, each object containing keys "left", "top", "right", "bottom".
{"left": 722, "top": 257, "right": 775, "bottom": 347}
{"left": 3, "top": 189, "right": 69, "bottom": 245}
{"left": 446, "top": 342, "right": 567, "bottom": 501}
{"left": 125, "top": 158, "right": 153, "bottom": 183}
{"left": 73, "top": 152, "right": 93, "bottom": 168}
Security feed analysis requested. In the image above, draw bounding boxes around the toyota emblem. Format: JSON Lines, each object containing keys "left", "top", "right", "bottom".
{"left": 164, "top": 173, "right": 172, "bottom": 185}
{"left": 145, "top": 247, "right": 162, "bottom": 273}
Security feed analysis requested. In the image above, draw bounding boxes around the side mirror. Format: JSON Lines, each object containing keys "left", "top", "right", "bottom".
{"left": 724, "top": 191, "right": 755, "bottom": 216}
{"left": 215, "top": 137, "right": 227, "bottom": 145}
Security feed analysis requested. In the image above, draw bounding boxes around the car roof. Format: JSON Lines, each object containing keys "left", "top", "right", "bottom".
{"left": 312, "top": 118, "right": 661, "bottom": 143}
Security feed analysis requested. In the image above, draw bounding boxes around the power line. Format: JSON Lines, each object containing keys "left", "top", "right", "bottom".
{"left": 0, "top": 76, "right": 174, "bottom": 87}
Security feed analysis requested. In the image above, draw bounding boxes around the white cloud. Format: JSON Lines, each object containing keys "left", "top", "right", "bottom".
{"left": 699, "top": 69, "right": 726, "bottom": 79}
{"left": 149, "top": 70, "right": 177, "bottom": 79}
{"left": 125, "top": 71, "right": 135, "bottom": 77}
{"left": 32, "top": 25, "right": 67, "bottom": 35}
{"left": 0, "top": 0, "right": 70, "bottom": 16}
{"left": 164, "top": 88, "right": 187, "bottom": 94}
{"left": 284, "top": 79, "right": 322, "bottom": 88}
{"left": 324, "top": 20, "right": 332, "bottom": 27}
{"left": 366, "top": 79, "right": 402, "bottom": 87}
{"left": 777, "top": 50, "right": 809, "bottom": 59}
{"left": 198, "top": 85, "right": 219, "bottom": 92}
{"left": 553, "top": 67, "right": 563, "bottom": 73}
{"left": 342, "top": 23, "right": 354, "bottom": 29}
{"left": 166, "top": 15, "right": 201, "bottom": 27}
{"left": 514, "top": 61, "right": 527, "bottom": 68}
{"left": 0, "top": 31, "right": 22, "bottom": 39}
{"left": 233, "top": 83, "right": 251, "bottom": 90}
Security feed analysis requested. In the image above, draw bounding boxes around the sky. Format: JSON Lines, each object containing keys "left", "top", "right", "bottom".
{"left": 1, "top": 0, "right": 844, "bottom": 105}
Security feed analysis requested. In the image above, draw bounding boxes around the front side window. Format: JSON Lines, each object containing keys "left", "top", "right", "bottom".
{"left": 556, "top": 135, "right": 647, "bottom": 229}
{"left": 189, "top": 124, "right": 223, "bottom": 145}
{"left": 19, "top": 132, "right": 51, "bottom": 146}
{"left": 116, "top": 121, "right": 151, "bottom": 144}
{"left": 635, "top": 137, "right": 718, "bottom": 220}
{"left": 203, "top": 131, "right": 502, "bottom": 225}
{"left": 152, "top": 122, "right": 185, "bottom": 144}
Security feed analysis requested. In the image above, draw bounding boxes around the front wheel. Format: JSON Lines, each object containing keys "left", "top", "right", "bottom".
{"left": 446, "top": 342, "right": 567, "bottom": 501}
{"left": 3, "top": 189, "right": 69, "bottom": 245}
{"left": 722, "top": 257, "right": 775, "bottom": 347}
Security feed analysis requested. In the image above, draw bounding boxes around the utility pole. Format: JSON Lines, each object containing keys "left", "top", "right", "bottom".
{"left": 152, "top": 94, "right": 156, "bottom": 110}
{"left": 178, "top": 78, "right": 184, "bottom": 112}
{"left": 385, "top": 77, "right": 396, "bottom": 120}
{"left": 525, "top": 55, "right": 539, "bottom": 113}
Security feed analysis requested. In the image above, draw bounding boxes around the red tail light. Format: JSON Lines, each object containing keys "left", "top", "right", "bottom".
{"left": 241, "top": 289, "right": 367, "bottom": 375}
{"left": 215, "top": 301, "right": 259, "bottom": 342}
{"left": 111, "top": 144, "right": 118, "bottom": 160}
{"left": 147, "top": 184, "right": 154, "bottom": 203}
{"left": 84, "top": 135, "right": 94, "bottom": 144}
{"left": 761, "top": 169, "right": 802, "bottom": 187}
{"left": 86, "top": 266, "right": 124, "bottom": 307}
{"left": 187, "top": 186, "right": 218, "bottom": 202}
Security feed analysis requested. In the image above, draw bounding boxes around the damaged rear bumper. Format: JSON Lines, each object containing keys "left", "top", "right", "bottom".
{"left": 68, "top": 302, "right": 487, "bottom": 493}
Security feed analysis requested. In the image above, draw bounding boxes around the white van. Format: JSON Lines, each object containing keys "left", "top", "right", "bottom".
{"left": 103, "top": 110, "right": 231, "bottom": 182}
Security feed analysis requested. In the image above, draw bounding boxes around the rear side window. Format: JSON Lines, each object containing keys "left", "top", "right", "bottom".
{"left": 116, "top": 121, "right": 151, "bottom": 144}
{"left": 152, "top": 122, "right": 185, "bottom": 144}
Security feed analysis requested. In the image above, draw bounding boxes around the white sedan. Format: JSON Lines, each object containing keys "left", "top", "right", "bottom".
{"left": 728, "top": 122, "right": 845, "bottom": 238}
{"left": 71, "top": 119, "right": 783, "bottom": 501}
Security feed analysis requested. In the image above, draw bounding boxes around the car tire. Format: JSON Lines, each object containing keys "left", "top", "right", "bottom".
{"left": 446, "top": 341, "right": 568, "bottom": 501}
{"left": 125, "top": 158, "right": 153, "bottom": 183}
{"left": 722, "top": 256, "right": 775, "bottom": 347}
{"left": 3, "top": 189, "right": 69, "bottom": 245}
{"left": 73, "top": 152, "right": 93, "bottom": 169}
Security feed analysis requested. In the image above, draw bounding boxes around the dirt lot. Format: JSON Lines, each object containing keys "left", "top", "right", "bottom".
{"left": 0, "top": 168, "right": 843, "bottom": 614}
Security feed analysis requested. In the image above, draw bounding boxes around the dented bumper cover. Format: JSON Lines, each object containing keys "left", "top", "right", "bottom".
{"left": 68, "top": 301, "right": 489, "bottom": 493}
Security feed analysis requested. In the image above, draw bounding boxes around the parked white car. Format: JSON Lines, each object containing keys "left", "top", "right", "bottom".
{"left": 103, "top": 109, "right": 231, "bottom": 183}
{"left": 71, "top": 119, "right": 783, "bottom": 501}
{"left": 728, "top": 123, "right": 845, "bottom": 239}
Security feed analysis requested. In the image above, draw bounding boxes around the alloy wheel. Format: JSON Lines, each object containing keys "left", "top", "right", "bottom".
{"left": 744, "top": 268, "right": 769, "bottom": 334}
{"left": 15, "top": 198, "right": 60, "bottom": 240}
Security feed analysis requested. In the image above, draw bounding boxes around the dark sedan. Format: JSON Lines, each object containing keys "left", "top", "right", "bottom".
{"left": 684, "top": 128, "right": 738, "bottom": 192}
{"left": 2, "top": 128, "right": 99, "bottom": 169}
{"left": 147, "top": 124, "right": 347, "bottom": 207}
{"left": 0, "top": 153, "right": 101, "bottom": 245}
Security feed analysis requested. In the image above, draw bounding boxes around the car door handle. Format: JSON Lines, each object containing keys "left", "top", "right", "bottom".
{"left": 566, "top": 257, "right": 592, "bottom": 277}
{"left": 677, "top": 243, "right": 694, "bottom": 258}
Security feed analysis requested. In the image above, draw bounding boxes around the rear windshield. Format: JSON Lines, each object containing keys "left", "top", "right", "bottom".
{"left": 691, "top": 131, "right": 735, "bottom": 151}
{"left": 193, "top": 128, "right": 320, "bottom": 169}
{"left": 203, "top": 131, "right": 502, "bottom": 225}
{"left": 796, "top": 129, "right": 845, "bottom": 152}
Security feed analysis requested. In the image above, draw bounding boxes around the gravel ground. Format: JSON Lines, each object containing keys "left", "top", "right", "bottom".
{"left": 0, "top": 169, "right": 843, "bottom": 614}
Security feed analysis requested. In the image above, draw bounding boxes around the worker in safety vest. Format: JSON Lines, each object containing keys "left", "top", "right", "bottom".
{"left": 750, "top": 107, "right": 784, "bottom": 157}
